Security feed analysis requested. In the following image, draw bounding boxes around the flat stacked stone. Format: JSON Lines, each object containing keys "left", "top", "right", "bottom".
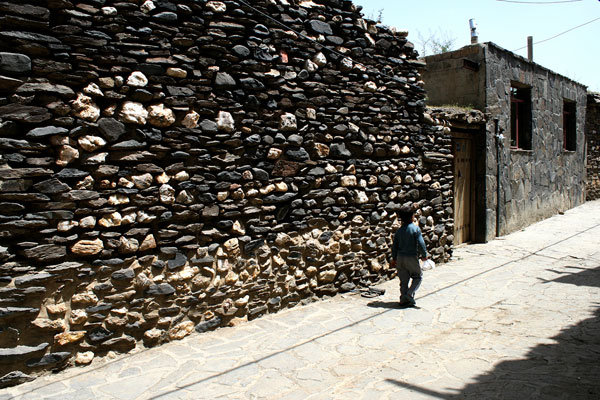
{"left": 0, "top": 0, "right": 454, "bottom": 386}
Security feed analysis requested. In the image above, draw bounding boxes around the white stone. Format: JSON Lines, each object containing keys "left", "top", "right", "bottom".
{"left": 139, "top": 234, "right": 157, "bottom": 251}
{"left": 182, "top": 111, "right": 200, "bottom": 128}
{"left": 217, "top": 111, "right": 235, "bottom": 132}
{"left": 79, "top": 216, "right": 96, "bottom": 229}
{"left": 166, "top": 67, "right": 187, "bottom": 78}
{"left": 340, "top": 57, "right": 353, "bottom": 71}
{"left": 121, "top": 212, "right": 137, "bottom": 225}
{"left": 119, "top": 101, "right": 148, "bottom": 125}
{"left": 341, "top": 176, "right": 357, "bottom": 187}
{"left": 355, "top": 191, "right": 369, "bottom": 204}
{"left": 141, "top": 0, "right": 156, "bottom": 13}
{"left": 58, "top": 220, "right": 78, "bottom": 232}
{"left": 99, "top": 212, "right": 122, "bottom": 228}
{"left": 137, "top": 211, "right": 156, "bottom": 223}
{"left": 174, "top": 171, "right": 189, "bottom": 181}
{"left": 156, "top": 172, "right": 170, "bottom": 184}
{"left": 85, "top": 152, "right": 107, "bottom": 164}
{"left": 83, "top": 83, "right": 104, "bottom": 97}
{"left": 132, "top": 173, "right": 153, "bottom": 189}
{"left": 305, "top": 59, "right": 318, "bottom": 73}
{"left": 232, "top": 221, "right": 245, "bottom": 235}
{"left": 101, "top": 6, "right": 117, "bottom": 15}
{"left": 108, "top": 194, "right": 129, "bottom": 205}
{"left": 280, "top": 113, "right": 297, "bottom": 132}
{"left": 148, "top": 104, "right": 175, "bottom": 127}
{"left": 306, "top": 108, "right": 317, "bottom": 119}
{"left": 78, "top": 135, "right": 106, "bottom": 152}
{"left": 267, "top": 148, "right": 282, "bottom": 159}
{"left": 127, "top": 71, "right": 148, "bottom": 87}
{"left": 119, "top": 236, "right": 139, "bottom": 253}
{"left": 206, "top": 1, "right": 226, "bottom": 12}
{"left": 75, "top": 351, "right": 94, "bottom": 365}
{"left": 313, "top": 52, "right": 327, "bottom": 67}
{"left": 160, "top": 184, "right": 175, "bottom": 204}
{"left": 176, "top": 190, "right": 194, "bottom": 204}
{"left": 72, "top": 93, "right": 100, "bottom": 122}
{"left": 57, "top": 145, "right": 79, "bottom": 166}
{"left": 365, "top": 81, "right": 377, "bottom": 92}
{"left": 118, "top": 177, "right": 134, "bottom": 188}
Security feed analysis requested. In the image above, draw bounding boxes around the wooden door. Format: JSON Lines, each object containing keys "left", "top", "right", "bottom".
{"left": 453, "top": 136, "right": 473, "bottom": 244}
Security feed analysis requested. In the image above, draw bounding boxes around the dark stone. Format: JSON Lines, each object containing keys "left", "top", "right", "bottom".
{"left": 153, "top": 11, "right": 177, "bottom": 21}
{"left": 0, "top": 371, "right": 35, "bottom": 389}
{"left": 254, "top": 24, "right": 270, "bottom": 36}
{"left": 240, "top": 78, "right": 264, "bottom": 90}
{"left": 263, "top": 193, "right": 297, "bottom": 204}
{"left": 319, "top": 231, "right": 333, "bottom": 243}
{"left": 99, "top": 336, "right": 136, "bottom": 352}
{"left": 147, "top": 283, "right": 176, "bottom": 296}
{"left": 54, "top": 168, "right": 89, "bottom": 179}
{"left": 215, "top": 72, "right": 236, "bottom": 87}
{"left": 111, "top": 140, "right": 146, "bottom": 150}
{"left": 308, "top": 167, "right": 325, "bottom": 176}
{"left": 14, "top": 273, "right": 55, "bottom": 287}
{"left": 217, "top": 171, "right": 242, "bottom": 181}
{"left": 111, "top": 269, "right": 134, "bottom": 281}
{"left": 131, "top": 89, "right": 154, "bottom": 103}
{"left": 16, "top": 82, "right": 74, "bottom": 97}
{"left": 26, "top": 352, "right": 70, "bottom": 368}
{"left": 0, "top": 202, "right": 24, "bottom": 214}
{"left": 167, "top": 252, "right": 187, "bottom": 270}
{"left": 61, "top": 190, "right": 99, "bottom": 201}
{"left": 0, "top": 307, "right": 39, "bottom": 320}
{"left": 0, "top": 343, "right": 48, "bottom": 364}
{"left": 167, "top": 86, "right": 194, "bottom": 97}
{"left": 0, "top": 104, "right": 51, "bottom": 124}
{"left": 98, "top": 118, "right": 126, "bottom": 142}
{"left": 252, "top": 168, "right": 269, "bottom": 181}
{"left": 330, "top": 143, "right": 352, "bottom": 158}
{"left": 272, "top": 160, "right": 302, "bottom": 177}
{"left": 195, "top": 316, "right": 221, "bottom": 333}
{"left": 88, "top": 327, "right": 114, "bottom": 343}
{"left": 0, "top": 168, "right": 52, "bottom": 180}
{"left": 200, "top": 120, "right": 217, "bottom": 133}
{"left": 22, "top": 245, "right": 66, "bottom": 262}
{"left": 0, "top": 52, "right": 32, "bottom": 75}
{"left": 33, "top": 178, "right": 70, "bottom": 194}
{"left": 26, "top": 126, "right": 68, "bottom": 139}
{"left": 309, "top": 20, "right": 333, "bottom": 35}
{"left": 285, "top": 147, "right": 310, "bottom": 161}
{"left": 232, "top": 45, "right": 250, "bottom": 57}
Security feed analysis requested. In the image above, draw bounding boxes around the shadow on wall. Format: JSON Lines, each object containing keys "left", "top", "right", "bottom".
{"left": 385, "top": 264, "right": 600, "bottom": 399}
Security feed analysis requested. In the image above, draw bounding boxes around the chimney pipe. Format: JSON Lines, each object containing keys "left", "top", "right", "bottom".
{"left": 527, "top": 36, "right": 533, "bottom": 61}
{"left": 470, "top": 19, "right": 478, "bottom": 44}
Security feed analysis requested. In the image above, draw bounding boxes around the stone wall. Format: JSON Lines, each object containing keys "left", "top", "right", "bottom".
{"left": 484, "top": 44, "right": 587, "bottom": 238}
{"left": 586, "top": 93, "right": 600, "bottom": 200}
{"left": 0, "top": 0, "right": 455, "bottom": 386}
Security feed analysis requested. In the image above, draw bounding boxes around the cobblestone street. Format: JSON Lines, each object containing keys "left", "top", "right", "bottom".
{"left": 3, "top": 200, "right": 600, "bottom": 400}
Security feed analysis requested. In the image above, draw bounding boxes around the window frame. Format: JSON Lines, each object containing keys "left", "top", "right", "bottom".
{"left": 510, "top": 84, "right": 532, "bottom": 151}
{"left": 563, "top": 99, "right": 576, "bottom": 152}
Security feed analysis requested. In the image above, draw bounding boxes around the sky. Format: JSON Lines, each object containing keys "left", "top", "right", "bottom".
{"left": 352, "top": 0, "right": 600, "bottom": 92}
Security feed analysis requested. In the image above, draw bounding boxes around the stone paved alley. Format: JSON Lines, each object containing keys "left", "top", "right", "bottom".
{"left": 3, "top": 200, "right": 600, "bottom": 400}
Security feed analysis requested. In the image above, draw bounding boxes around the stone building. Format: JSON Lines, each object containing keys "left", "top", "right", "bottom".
{"left": 586, "top": 93, "right": 600, "bottom": 200}
{"left": 0, "top": 0, "right": 459, "bottom": 386}
{"left": 423, "top": 43, "right": 587, "bottom": 242}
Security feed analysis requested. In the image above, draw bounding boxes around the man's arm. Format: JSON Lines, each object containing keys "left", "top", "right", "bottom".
{"left": 390, "top": 230, "right": 398, "bottom": 266}
{"left": 415, "top": 228, "right": 428, "bottom": 260}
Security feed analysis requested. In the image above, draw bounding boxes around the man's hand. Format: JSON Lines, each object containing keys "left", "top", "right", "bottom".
{"left": 390, "top": 259, "right": 396, "bottom": 268}
{"left": 420, "top": 257, "right": 428, "bottom": 262}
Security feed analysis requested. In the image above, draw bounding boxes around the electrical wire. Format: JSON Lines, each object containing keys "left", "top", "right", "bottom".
{"left": 497, "top": 0, "right": 583, "bottom": 4}
{"left": 513, "top": 16, "right": 600, "bottom": 51}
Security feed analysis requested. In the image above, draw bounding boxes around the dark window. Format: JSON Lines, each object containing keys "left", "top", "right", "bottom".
{"left": 510, "top": 85, "right": 532, "bottom": 150}
{"left": 563, "top": 100, "right": 576, "bottom": 151}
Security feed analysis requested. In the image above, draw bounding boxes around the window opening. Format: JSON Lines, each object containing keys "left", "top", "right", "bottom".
{"left": 510, "top": 85, "right": 532, "bottom": 150}
{"left": 563, "top": 100, "right": 576, "bottom": 151}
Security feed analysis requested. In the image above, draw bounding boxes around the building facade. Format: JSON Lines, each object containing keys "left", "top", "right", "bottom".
{"left": 424, "top": 43, "right": 587, "bottom": 241}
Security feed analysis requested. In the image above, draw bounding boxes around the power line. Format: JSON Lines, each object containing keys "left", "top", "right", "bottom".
{"left": 497, "top": 0, "right": 583, "bottom": 4}
{"left": 513, "top": 16, "right": 600, "bottom": 51}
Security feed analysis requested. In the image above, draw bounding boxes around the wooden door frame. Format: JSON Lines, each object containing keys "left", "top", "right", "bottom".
{"left": 451, "top": 131, "right": 476, "bottom": 245}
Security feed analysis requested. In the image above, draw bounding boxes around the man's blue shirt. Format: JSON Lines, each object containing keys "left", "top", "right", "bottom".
{"left": 392, "top": 223, "right": 427, "bottom": 259}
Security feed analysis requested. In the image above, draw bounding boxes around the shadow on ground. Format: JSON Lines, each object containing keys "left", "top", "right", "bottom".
{"left": 386, "top": 265, "right": 600, "bottom": 399}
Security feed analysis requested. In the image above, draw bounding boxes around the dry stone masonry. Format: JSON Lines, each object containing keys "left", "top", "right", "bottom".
{"left": 0, "top": 0, "right": 455, "bottom": 386}
{"left": 586, "top": 93, "right": 600, "bottom": 200}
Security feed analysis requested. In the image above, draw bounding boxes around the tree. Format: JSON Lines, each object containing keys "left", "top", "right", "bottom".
{"left": 416, "top": 29, "right": 457, "bottom": 57}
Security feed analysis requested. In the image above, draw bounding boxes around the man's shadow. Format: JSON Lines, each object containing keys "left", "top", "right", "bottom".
{"left": 367, "top": 301, "right": 420, "bottom": 310}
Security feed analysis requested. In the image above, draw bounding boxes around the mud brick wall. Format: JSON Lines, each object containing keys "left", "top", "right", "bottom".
{"left": 586, "top": 93, "right": 600, "bottom": 200}
{"left": 0, "top": 0, "right": 454, "bottom": 386}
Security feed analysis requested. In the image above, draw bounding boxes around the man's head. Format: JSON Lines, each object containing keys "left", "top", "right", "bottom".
{"left": 399, "top": 204, "right": 415, "bottom": 225}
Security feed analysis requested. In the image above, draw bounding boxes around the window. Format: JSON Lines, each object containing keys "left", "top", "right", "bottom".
{"left": 510, "top": 85, "right": 532, "bottom": 150}
{"left": 563, "top": 100, "right": 576, "bottom": 151}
